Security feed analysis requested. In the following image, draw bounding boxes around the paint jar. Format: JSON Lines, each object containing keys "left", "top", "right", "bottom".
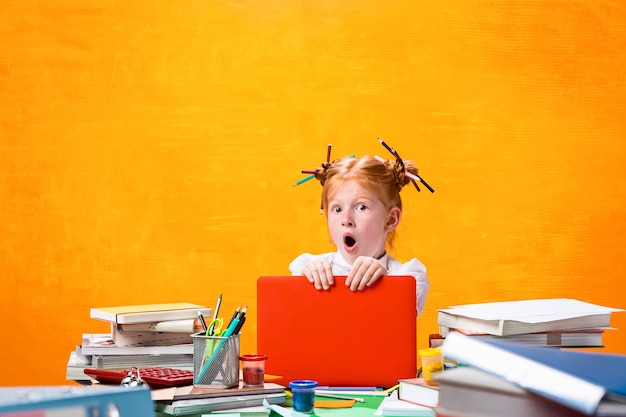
{"left": 289, "top": 379, "right": 318, "bottom": 413}
{"left": 239, "top": 354, "right": 267, "bottom": 387}
{"left": 419, "top": 347, "right": 444, "bottom": 386}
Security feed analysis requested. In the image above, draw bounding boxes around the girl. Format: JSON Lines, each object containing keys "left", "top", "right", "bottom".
{"left": 289, "top": 146, "right": 431, "bottom": 316}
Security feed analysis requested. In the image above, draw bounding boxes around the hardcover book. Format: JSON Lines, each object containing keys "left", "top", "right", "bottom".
{"left": 90, "top": 302, "right": 211, "bottom": 325}
{"left": 398, "top": 377, "right": 439, "bottom": 408}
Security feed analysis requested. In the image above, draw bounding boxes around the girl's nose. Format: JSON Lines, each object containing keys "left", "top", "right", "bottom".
{"left": 342, "top": 214, "right": 354, "bottom": 227}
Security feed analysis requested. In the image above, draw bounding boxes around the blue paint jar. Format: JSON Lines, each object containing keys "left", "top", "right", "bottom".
{"left": 289, "top": 379, "right": 317, "bottom": 413}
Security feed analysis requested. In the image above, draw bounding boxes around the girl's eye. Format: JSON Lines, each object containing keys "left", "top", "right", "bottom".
{"left": 356, "top": 204, "right": 367, "bottom": 211}
{"left": 332, "top": 206, "right": 342, "bottom": 213}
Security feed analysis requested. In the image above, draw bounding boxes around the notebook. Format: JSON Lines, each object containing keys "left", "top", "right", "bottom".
{"left": 257, "top": 275, "right": 418, "bottom": 388}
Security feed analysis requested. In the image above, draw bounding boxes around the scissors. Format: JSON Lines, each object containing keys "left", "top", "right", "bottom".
{"left": 203, "top": 317, "right": 225, "bottom": 362}
{"left": 206, "top": 317, "right": 224, "bottom": 336}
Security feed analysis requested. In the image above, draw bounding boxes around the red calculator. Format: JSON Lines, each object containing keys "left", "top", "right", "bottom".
{"left": 84, "top": 367, "right": 194, "bottom": 389}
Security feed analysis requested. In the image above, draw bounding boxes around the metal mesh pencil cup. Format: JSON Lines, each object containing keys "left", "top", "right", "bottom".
{"left": 192, "top": 332, "right": 241, "bottom": 388}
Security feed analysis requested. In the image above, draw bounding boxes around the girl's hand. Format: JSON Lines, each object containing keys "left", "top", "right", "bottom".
{"left": 345, "top": 256, "right": 387, "bottom": 291}
{"left": 301, "top": 258, "right": 334, "bottom": 290}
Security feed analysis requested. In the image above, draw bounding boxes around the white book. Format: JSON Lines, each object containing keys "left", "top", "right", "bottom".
{"left": 376, "top": 391, "right": 435, "bottom": 417}
{"left": 90, "top": 302, "right": 211, "bottom": 325}
{"left": 79, "top": 334, "right": 193, "bottom": 356}
{"left": 438, "top": 298, "right": 622, "bottom": 336}
{"left": 398, "top": 378, "right": 439, "bottom": 408}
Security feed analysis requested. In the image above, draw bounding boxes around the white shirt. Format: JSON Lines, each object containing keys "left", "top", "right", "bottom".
{"left": 289, "top": 251, "right": 429, "bottom": 316}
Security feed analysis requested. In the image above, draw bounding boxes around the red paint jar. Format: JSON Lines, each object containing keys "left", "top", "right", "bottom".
{"left": 239, "top": 354, "right": 268, "bottom": 387}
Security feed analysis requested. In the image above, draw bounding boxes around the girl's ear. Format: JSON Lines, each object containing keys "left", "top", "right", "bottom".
{"left": 385, "top": 207, "right": 402, "bottom": 232}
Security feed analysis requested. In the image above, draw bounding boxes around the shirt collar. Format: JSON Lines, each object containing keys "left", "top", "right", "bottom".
{"left": 334, "top": 251, "right": 389, "bottom": 269}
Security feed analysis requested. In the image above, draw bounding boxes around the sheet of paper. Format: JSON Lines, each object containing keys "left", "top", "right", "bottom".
{"left": 442, "top": 298, "right": 623, "bottom": 323}
{"left": 263, "top": 400, "right": 309, "bottom": 417}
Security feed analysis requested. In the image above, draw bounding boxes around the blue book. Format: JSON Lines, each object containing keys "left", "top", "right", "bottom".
{"left": 441, "top": 331, "right": 626, "bottom": 416}
{"left": 0, "top": 385, "right": 153, "bottom": 416}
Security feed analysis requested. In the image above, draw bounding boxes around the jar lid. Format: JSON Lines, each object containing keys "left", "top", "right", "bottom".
{"left": 418, "top": 347, "right": 442, "bottom": 356}
{"left": 289, "top": 379, "right": 318, "bottom": 389}
{"left": 239, "top": 354, "right": 268, "bottom": 361}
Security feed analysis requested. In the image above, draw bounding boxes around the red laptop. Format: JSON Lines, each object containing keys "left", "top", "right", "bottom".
{"left": 256, "top": 275, "right": 418, "bottom": 388}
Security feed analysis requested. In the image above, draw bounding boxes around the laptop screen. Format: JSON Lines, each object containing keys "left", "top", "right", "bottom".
{"left": 256, "top": 275, "right": 417, "bottom": 388}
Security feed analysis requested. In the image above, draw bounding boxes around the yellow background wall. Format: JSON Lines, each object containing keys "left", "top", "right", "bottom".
{"left": 2, "top": 1, "right": 626, "bottom": 386}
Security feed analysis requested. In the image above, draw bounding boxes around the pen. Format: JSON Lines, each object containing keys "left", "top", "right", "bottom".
{"left": 225, "top": 305, "right": 241, "bottom": 330}
{"left": 234, "top": 315, "right": 246, "bottom": 334}
{"left": 221, "top": 312, "right": 241, "bottom": 337}
{"left": 197, "top": 311, "right": 208, "bottom": 333}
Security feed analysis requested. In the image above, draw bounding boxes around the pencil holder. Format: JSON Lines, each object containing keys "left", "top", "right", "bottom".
{"left": 192, "top": 332, "right": 241, "bottom": 388}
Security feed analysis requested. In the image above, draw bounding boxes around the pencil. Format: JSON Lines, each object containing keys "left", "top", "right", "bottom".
{"left": 314, "top": 392, "right": 365, "bottom": 402}
{"left": 378, "top": 138, "right": 394, "bottom": 155}
{"left": 378, "top": 142, "right": 435, "bottom": 193}
{"left": 326, "top": 144, "right": 332, "bottom": 163}
{"left": 293, "top": 174, "right": 315, "bottom": 186}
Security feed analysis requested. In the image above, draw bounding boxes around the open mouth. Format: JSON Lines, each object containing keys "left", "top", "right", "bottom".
{"left": 344, "top": 235, "right": 356, "bottom": 248}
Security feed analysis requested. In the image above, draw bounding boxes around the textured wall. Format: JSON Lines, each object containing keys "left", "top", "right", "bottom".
{"left": 1, "top": 0, "right": 625, "bottom": 385}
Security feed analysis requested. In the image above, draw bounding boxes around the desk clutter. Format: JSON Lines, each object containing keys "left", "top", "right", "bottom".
{"left": 64, "top": 298, "right": 294, "bottom": 416}
{"left": 56, "top": 295, "right": 625, "bottom": 417}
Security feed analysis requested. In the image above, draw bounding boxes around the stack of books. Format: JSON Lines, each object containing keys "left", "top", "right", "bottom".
{"left": 437, "top": 298, "right": 623, "bottom": 348}
{"left": 67, "top": 302, "right": 212, "bottom": 383}
{"left": 436, "top": 331, "right": 626, "bottom": 417}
